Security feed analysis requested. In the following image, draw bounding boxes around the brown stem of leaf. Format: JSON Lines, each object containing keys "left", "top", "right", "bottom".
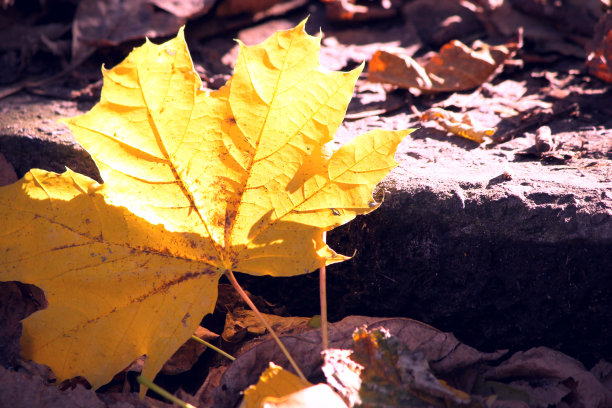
{"left": 225, "top": 269, "right": 306, "bottom": 380}
{"left": 320, "top": 231, "right": 329, "bottom": 351}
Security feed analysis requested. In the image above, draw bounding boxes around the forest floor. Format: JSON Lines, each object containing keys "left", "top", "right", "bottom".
{"left": 0, "top": 1, "right": 611, "bottom": 407}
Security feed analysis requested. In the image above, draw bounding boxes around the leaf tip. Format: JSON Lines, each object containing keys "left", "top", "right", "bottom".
{"left": 176, "top": 25, "right": 186, "bottom": 41}
{"left": 297, "top": 16, "right": 309, "bottom": 31}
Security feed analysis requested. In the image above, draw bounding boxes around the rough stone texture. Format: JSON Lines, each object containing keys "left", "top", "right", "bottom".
{"left": 244, "top": 115, "right": 612, "bottom": 366}
{"left": 0, "top": 93, "right": 99, "bottom": 181}
{"left": 0, "top": 91, "right": 611, "bottom": 369}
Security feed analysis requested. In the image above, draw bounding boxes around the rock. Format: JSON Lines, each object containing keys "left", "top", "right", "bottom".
{"left": 245, "top": 115, "right": 612, "bottom": 366}
{"left": 0, "top": 89, "right": 610, "bottom": 368}
{"left": 0, "top": 93, "right": 99, "bottom": 181}
{"left": 332, "top": 120, "right": 611, "bottom": 365}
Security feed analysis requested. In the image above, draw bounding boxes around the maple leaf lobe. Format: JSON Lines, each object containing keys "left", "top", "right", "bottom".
{"left": 0, "top": 21, "right": 413, "bottom": 391}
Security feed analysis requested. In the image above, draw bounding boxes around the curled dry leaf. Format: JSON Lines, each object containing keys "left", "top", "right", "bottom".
{"left": 212, "top": 316, "right": 505, "bottom": 407}
{"left": 368, "top": 39, "right": 519, "bottom": 94}
{"left": 222, "top": 309, "right": 311, "bottom": 343}
{"left": 161, "top": 326, "right": 219, "bottom": 375}
{"left": 71, "top": 0, "right": 215, "bottom": 61}
{"left": 0, "top": 366, "right": 104, "bottom": 408}
{"left": 324, "top": 0, "right": 399, "bottom": 22}
{"left": 475, "top": 0, "right": 595, "bottom": 60}
{"left": 420, "top": 108, "right": 496, "bottom": 144}
{"left": 322, "top": 326, "right": 475, "bottom": 408}
{"left": 587, "top": 12, "right": 612, "bottom": 83}
{"left": 0, "top": 282, "right": 45, "bottom": 367}
{"left": 0, "top": 153, "right": 17, "bottom": 187}
{"left": 401, "top": 0, "right": 483, "bottom": 47}
{"left": 0, "top": 22, "right": 411, "bottom": 391}
{"left": 484, "top": 347, "right": 612, "bottom": 408}
{"left": 215, "top": 0, "right": 286, "bottom": 17}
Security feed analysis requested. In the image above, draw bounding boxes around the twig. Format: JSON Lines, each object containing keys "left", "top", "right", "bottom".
{"left": 190, "top": 335, "right": 235, "bottom": 361}
{"left": 320, "top": 231, "right": 329, "bottom": 350}
{"left": 137, "top": 376, "right": 197, "bottom": 408}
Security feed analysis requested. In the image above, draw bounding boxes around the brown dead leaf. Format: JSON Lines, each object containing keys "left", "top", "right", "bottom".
{"left": 149, "top": 0, "right": 215, "bottom": 18}
{"left": 591, "top": 360, "right": 612, "bottom": 391}
{"left": 401, "top": 0, "right": 483, "bottom": 47}
{"left": 161, "top": 326, "right": 219, "bottom": 375}
{"left": 320, "top": 25, "right": 421, "bottom": 72}
{"left": 0, "top": 21, "right": 70, "bottom": 85}
{"left": 322, "top": 326, "right": 476, "bottom": 408}
{"left": 476, "top": 0, "right": 597, "bottom": 60}
{"left": 222, "top": 309, "right": 311, "bottom": 343}
{"left": 71, "top": 0, "right": 214, "bottom": 62}
{"left": 0, "top": 282, "right": 45, "bottom": 367}
{"left": 211, "top": 316, "right": 505, "bottom": 407}
{"left": 189, "top": 0, "right": 309, "bottom": 46}
{"left": 0, "top": 153, "right": 17, "bottom": 187}
{"left": 587, "top": 12, "right": 612, "bottom": 83}
{"left": 510, "top": 0, "right": 601, "bottom": 38}
{"left": 216, "top": 284, "right": 271, "bottom": 314}
{"left": 0, "top": 362, "right": 171, "bottom": 408}
{"left": 368, "top": 39, "right": 518, "bottom": 94}
{"left": 324, "top": 0, "right": 399, "bottom": 22}
{"left": 420, "top": 108, "right": 496, "bottom": 143}
{"left": 196, "top": 360, "right": 232, "bottom": 407}
{"left": 0, "top": 364, "right": 106, "bottom": 408}
{"left": 215, "top": 0, "right": 286, "bottom": 16}
{"left": 484, "top": 347, "right": 612, "bottom": 408}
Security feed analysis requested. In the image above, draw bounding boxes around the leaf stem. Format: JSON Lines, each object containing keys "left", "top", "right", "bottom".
{"left": 320, "top": 231, "right": 329, "bottom": 350}
{"left": 137, "top": 375, "right": 197, "bottom": 408}
{"left": 190, "top": 335, "right": 235, "bottom": 361}
{"left": 225, "top": 270, "right": 306, "bottom": 380}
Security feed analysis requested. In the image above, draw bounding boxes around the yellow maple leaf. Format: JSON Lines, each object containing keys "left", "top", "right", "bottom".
{"left": 0, "top": 20, "right": 412, "bottom": 389}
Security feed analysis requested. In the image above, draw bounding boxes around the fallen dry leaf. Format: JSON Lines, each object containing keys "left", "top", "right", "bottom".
{"left": 0, "top": 282, "right": 45, "bottom": 367}
{"left": 0, "top": 362, "right": 170, "bottom": 408}
{"left": 0, "top": 153, "right": 17, "bottom": 186}
{"left": 320, "top": 25, "right": 421, "bottom": 72}
{"left": 587, "top": 12, "right": 612, "bottom": 83}
{"left": 149, "top": 0, "right": 215, "bottom": 18}
{"left": 484, "top": 347, "right": 612, "bottom": 408}
{"left": 215, "top": 0, "right": 286, "bottom": 17}
{"left": 161, "top": 326, "right": 219, "bottom": 375}
{"left": 420, "top": 108, "right": 496, "bottom": 144}
{"left": 0, "top": 22, "right": 411, "bottom": 390}
{"left": 322, "top": 326, "right": 475, "bottom": 407}
{"left": 592, "top": 360, "right": 612, "bottom": 391}
{"left": 401, "top": 0, "right": 483, "bottom": 47}
{"left": 475, "top": 0, "right": 595, "bottom": 60}
{"left": 222, "top": 309, "right": 311, "bottom": 343}
{"left": 0, "top": 364, "right": 106, "bottom": 408}
{"left": 368, "top": 39, "right": 518, "bottom": 94}
{"left": 212, "top": 316, "right": 505, "bottom": 407}
{"left": 71, "top": 0, "right": 214, "bottom": 62}
{"left": 324, "top": 0, "right": 399, "bottom": 22}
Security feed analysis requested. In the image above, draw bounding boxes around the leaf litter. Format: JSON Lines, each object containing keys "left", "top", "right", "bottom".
{"left": 213, "top": 317, "right": 612, "bottom": 408}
